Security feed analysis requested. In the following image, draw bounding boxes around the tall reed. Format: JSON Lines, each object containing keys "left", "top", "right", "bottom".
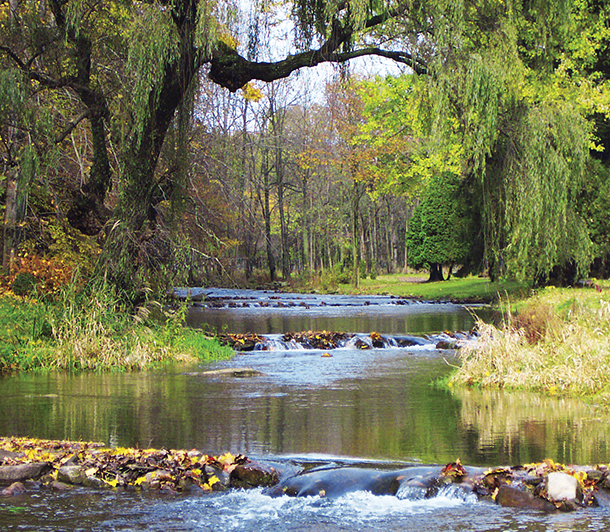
{"left": 449, "top": 287, "right": 610, "bottom": 397}
{"left": 0, "top": 280, "right": 233, "bottom": 373}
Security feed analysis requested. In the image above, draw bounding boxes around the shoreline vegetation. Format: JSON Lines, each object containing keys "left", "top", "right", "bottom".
{"left": 0, "top": 280, "right": 233, "bottom": 374}
{"left": 1, "top": 272, "right": 609, "bottom": 404}
{"left": 448, "top": 283, "right": 610, "bottom": 399}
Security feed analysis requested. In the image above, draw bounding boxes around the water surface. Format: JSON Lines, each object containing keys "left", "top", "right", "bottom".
{"left": 1, "top": 289, "right": 609, "bottom": 530}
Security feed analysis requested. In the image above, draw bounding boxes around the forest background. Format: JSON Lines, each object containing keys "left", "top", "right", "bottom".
{"left": 0, "top": 0, "right": 609, "bottom": 307}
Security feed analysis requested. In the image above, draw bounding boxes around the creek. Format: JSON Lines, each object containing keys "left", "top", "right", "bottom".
{"left": 1, "top": 289, "right": 610, "bottom": 531}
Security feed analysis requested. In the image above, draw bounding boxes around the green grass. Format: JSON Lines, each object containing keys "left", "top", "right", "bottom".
{"left": 0, "top": 283, "right": 233, "bottom": 373}
{"left": 302, "top": 273, "right": 529, "bottom": 302}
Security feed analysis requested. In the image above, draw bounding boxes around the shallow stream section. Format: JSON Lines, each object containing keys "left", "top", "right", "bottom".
{"left": 2, "top": 289, "right": 610, "bottom": 530}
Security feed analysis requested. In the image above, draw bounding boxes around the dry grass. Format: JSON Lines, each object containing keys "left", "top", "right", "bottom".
{"left": 449, "top": 286, "right": 610, "bottom": 397}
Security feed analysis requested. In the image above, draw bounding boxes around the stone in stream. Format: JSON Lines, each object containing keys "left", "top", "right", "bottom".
{"left": 0, "top": 462, "right": 52, "bottom": 483}
{"left": 230, "top": 461, "right": 279, "bottom": 489}
{"left": 495, "top": 485, "right": 557, "bottom": 512}
{"left": 57, "top": 465, "right": 87, "bottom": 485}
{"left": 267, "top": 466, "right": 443, "bottom": 499}
{"left": 50, "top": 480, "right": 73, "bottom": 491}
{"left": 546, "top": 472, "right": 583, "bottom": 510}
{"left": 1, "top": 481, "right": 26, "bottom": 496}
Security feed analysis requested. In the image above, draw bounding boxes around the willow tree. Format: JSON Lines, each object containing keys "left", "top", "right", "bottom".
{"left": 1, "top": 0, "right": 430, "bottom": 300}
{"left": 400, "top": 0, "right": 596, "bottom": 283}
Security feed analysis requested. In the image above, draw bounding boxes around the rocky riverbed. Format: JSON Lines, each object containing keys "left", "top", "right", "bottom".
{"left": 2, "top": 437, "right": 610, "bottom": 513}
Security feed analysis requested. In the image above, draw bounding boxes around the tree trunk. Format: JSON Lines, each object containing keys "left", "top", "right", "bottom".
{"left": 2, "top": 169, "right": 23, "bottom": 274}
{"left": 260, "top": 146, "right": 276, "bottom": 282}
{"left": 428, "top": 263, "right": 445, "bottom": 282}
{"left": 351, "top": 181, "right": 363, "bottom": 288}
{"left": 97, "top": 5, "right": 201, "bottom": 299}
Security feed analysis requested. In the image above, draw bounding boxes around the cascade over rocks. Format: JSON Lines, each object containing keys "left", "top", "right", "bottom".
{"left": 217, "top": 330, "right": 436, "bottom": 351}
{"left": 1, "top": 437, "right": 609, "bottom": 514}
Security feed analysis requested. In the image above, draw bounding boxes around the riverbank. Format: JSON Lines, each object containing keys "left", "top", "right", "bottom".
{"left": 448, "top": 283, "right": 610, "bottom": 399}
{"left": 0, "top": 287, "right": 233, "bottom": 374}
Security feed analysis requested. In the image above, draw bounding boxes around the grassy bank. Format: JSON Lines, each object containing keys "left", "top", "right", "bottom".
{"left": 448, "top": 283, "right": 610, "bottom": 398}
{"left": 0, "top": 284, "right": 233, "bottom": 373}
{"left": 296, "top": 273, "right": 529, "bottom": 302}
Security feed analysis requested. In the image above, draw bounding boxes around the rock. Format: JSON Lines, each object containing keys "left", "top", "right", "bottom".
{"left": 230, "top": 461, "right": 279, "bottom": 489}
{"left": 82, "top": 475, "right": 107, "bottom": 489}
{"left": 204, "top": 465, "right": 230, "bottom": 491}
{"left": 547, "top": 472, "right": 581, "bottom": 502}
{"left": 0, "top": 449, "right": 23, "bottom": 461}
{"left": 57, "top": 465, "right": 86, "bottom": 485}
{"left": 1, "top": 481, "right": 26, "bottom": 496}
{"left": 140, "top": 470, "right": 172, "bottom": 490}
{"left": 0, "top": 462, "right": 52, "bottom": 484}
{"left": 436, "top": 340, "right": 458, "bottom": 350}
{"left": 495, "top": 485, "right": 556, "bottom": 511}
{"left": 586, "top": 469, "right": 604, "bottom": 483}
{"left": 593, "top": 487, "right": 610, "bottom": 508}
{"left": 353, "top": 339, "right": 371, "bottom": 349}
{"left": 51, "top": 481, "right": 72, "bottom": 491}
{"left": 195, "top": 367, "right": 262, "bottom": 378}
{"left": 272, "top": 466, "right": 441, "bottom": 499}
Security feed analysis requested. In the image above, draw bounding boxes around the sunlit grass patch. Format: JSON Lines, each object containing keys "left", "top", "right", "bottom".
{"left": 334, "top": 274, "right": 528, "bottom": 302}
{"left": 449, "top": 285, "right": 610, "bottom": 398}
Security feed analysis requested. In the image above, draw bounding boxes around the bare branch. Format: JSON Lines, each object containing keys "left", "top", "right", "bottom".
{"left": 55, "top": 110, "right": 92, "bottom": 144}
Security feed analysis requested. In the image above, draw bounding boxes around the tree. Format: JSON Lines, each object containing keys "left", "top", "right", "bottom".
{"left": 1, "top": 0, "right": 429, "bottom": 300}
{"left": 407, "top": 172, "right": 473, "bottom": 281}
{"left": 4, "top": 0, "right": 607, "bottom": 298}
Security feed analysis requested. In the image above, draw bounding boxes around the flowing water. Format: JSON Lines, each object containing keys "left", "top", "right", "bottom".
{"left": 2, "top": 289, "right": 610, "bottom": 531}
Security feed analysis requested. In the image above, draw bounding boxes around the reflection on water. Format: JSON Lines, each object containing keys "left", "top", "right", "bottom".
{"left": 2, "top": 349, "right": 610, "bottom": 466}
{"left": 453, "top": 387, "right": 610, "bottom": 465}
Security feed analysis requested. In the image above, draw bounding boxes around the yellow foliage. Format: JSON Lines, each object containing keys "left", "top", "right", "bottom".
{"left": 241, "top": 82, "right": 263, "bottom": 102}
{"left": 219, "top": 31, "right": 239, "bottom": 49}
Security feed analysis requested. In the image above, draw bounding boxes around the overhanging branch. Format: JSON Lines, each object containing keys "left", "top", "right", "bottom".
{"left": 208, "top": 7, "right": 426, "bottom": 92}
{"left": 209, "top": 43, "right": 427, "bottom": 92}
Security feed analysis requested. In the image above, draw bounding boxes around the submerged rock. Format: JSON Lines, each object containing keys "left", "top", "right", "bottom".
{"left": 495, "top": 485, "right": 557, "bottom": 511}
{"left": 1, "top": 481, "right": 26, "bottom": 496}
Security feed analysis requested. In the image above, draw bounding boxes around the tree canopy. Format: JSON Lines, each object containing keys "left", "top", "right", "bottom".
{"left": 1, "top": 0, "right": 609, "bottom": 299}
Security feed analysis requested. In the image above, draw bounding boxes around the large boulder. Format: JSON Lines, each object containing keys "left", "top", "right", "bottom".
{"left": 0, "top": 462, "right": 52, "bottom": 484}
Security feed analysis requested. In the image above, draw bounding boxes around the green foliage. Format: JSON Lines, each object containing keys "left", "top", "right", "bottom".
{"left": 407, "top": 172, "right": 473, "bottom": 273}
{"left": 486, "top": 101, "right": 593, "bottom": 281}
{"left": 11, "top": 273, "right": 37, "bottom": 296}
{"left": 126, "top": 5, "right": 179, "bottom": 142}
{"left": 576, "top": 158, "right": 610, "bottom": 269}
